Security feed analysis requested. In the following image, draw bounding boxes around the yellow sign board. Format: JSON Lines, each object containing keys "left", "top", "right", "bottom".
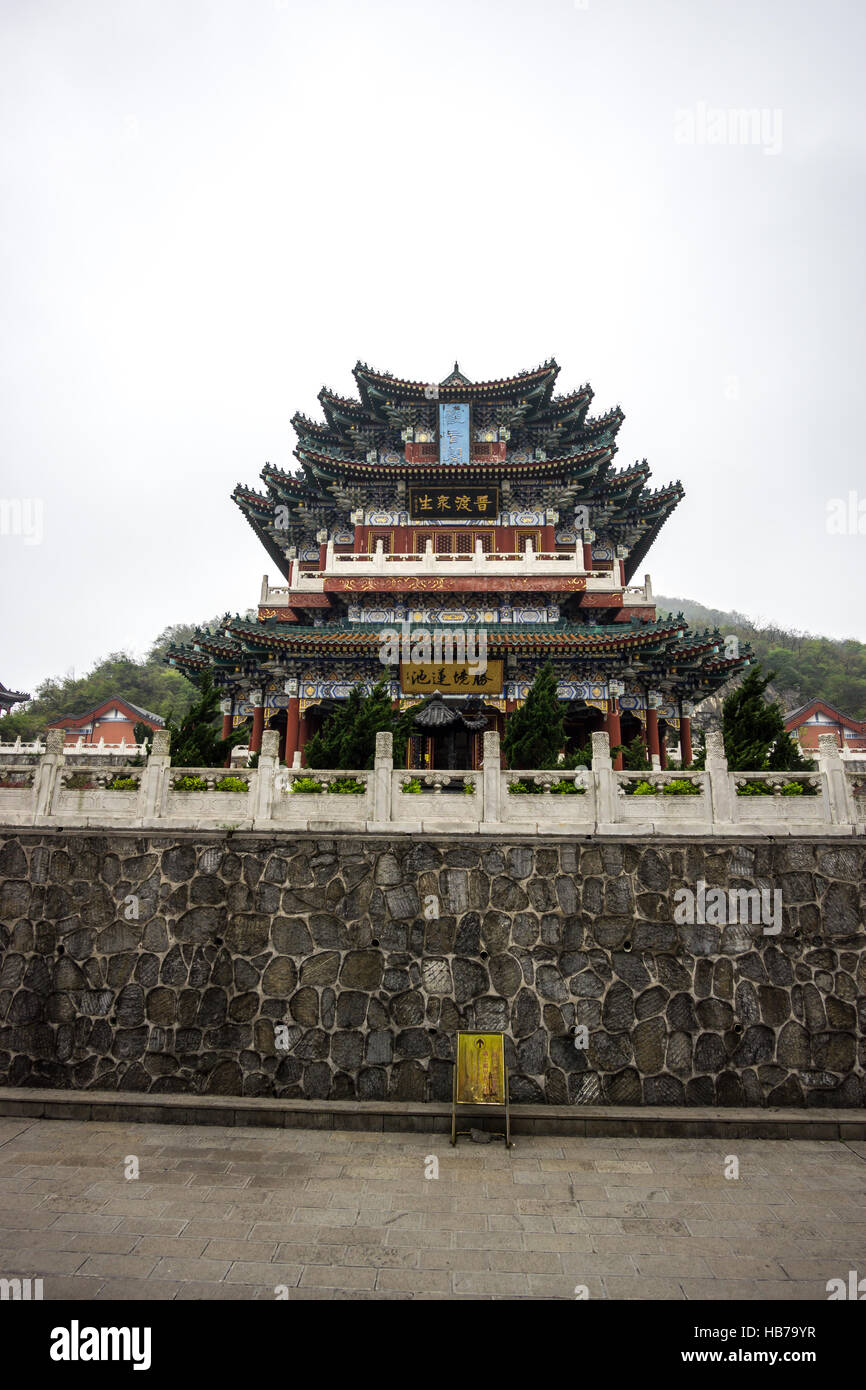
{"left": 400, "top": 660, "right": 503, "bottom": 695}
{"left": 455, "top": 1032, "right": 506, "bottom": 1106}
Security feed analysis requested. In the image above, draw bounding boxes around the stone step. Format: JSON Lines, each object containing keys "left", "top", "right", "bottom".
{"left": 0, "top": 1086, "right": 863, "bottom": 1139}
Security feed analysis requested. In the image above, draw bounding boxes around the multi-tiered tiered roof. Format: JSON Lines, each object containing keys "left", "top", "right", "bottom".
{"left": 167, "top": 359, "right": 751, "bottom": 768}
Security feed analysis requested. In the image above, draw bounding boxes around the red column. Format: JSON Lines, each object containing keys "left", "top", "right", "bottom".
{"left": 298, "top": 713, "right": 309, "bottom": 767}
{"left": 680, "top": 715, "right": 692, "bottom": 767}
{"left": 646, "top": 707, "right": 660, "bottom": 763}
{"left": 284, "top": 697, "right": 300, "bottom": 765}
{"left": 605, "top": 703, "right": 623, "bottom": 771}
{"left": 250, "top": 701, "right": 265, "bottom": 754}
{"left": 504, "top": 699, "right": 516, "bottom": 768}
{"left": 582, "top": 541, "right": 593, "bottom": 570}
{"left": 221, "top": 707, "right": 233, "bottom": 768}
{"left": 659, "top": 731, "right": 668, "bottom": 770}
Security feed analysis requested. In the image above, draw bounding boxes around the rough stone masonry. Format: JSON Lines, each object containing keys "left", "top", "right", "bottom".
{"left": 0, "top": 831, "right": 863, "bottom": 1107}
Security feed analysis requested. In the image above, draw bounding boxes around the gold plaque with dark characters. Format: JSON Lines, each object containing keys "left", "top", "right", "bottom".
{"left": 409, "top": 486, "right": 499, "bottom": 521}
{"left": 400, "top": 660, "right": 503, "bottom": 695}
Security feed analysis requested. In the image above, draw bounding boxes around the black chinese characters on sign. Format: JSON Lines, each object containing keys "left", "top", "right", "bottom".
{"left": 408, "top": 486, "right": 500, "bottom": 521}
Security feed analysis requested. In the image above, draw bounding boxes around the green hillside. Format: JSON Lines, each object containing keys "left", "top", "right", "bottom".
{"left": 655, "top": 596, "right": 866, "bottom": 719}
{"left": 0, "top": 622, "right": 210, "bottom": 741}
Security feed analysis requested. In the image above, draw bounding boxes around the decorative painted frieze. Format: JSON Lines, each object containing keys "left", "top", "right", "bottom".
{"left": 344, "top": 605, "right": 561, "bottom": 626}
{"left": 300, "top": 678, "right": 400, "bottom": 702}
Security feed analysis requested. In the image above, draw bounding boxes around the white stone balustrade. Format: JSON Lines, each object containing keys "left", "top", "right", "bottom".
{"left": 275, "top": 550, "right": 637, "bottom": 589}
{"left": 0, "top": 728, "right": 862, "bottom": 836}
{"left": 0, "top": 736, "right": 151, "bottom": 757}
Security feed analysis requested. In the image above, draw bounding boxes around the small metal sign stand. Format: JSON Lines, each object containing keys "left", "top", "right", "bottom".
{"left": 450, "top": 1031, "right": 513, "bottom": 1148}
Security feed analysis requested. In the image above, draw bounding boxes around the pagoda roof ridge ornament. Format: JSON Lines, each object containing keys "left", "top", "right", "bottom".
{"left": 440, "top": 361, "right": 472, "bottom": 387}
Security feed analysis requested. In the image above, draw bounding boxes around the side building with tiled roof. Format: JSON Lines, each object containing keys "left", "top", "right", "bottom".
{"left": 46, "top": 698, "right": 164, "bottom": 748}
{"left": 784, "top": 699, "right": 866, "bottom": 754}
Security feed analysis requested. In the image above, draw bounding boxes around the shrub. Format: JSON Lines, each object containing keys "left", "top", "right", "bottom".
{"left": 328, "top": 776, "right": 365, "bottom": 794}
{"left": 549, "top": 778, "right": 586, "bottom": 794}
{"left": 172, "top": 775, "right": 209, "bottom": 792}
{"left": 736, "top": 780, "right": 771, "bottom": 796}
{"left": 736, "top": 778, "right": 811, "bottom": 797}
{"left": 628, "top": 777, "right": 699, "bottom": 796}
{"left": 288, "top": 775, "right": 325, "bottom": 793}
{"left": 105, "top": 776, "right": 139, "bottom": 791}
{"left": 401, "top": 777, "right": 423, "bottom": 794}
{"left": 215, "top": 776, "right": 248, "bottom": 793}
{"left": 661, "top": 778, "right": 701, "bottom": 796}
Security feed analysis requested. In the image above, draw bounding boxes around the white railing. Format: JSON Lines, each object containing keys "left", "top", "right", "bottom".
{"left": 0, "top": 736, "right": 153, "bottom": 758}
{"left": 0, "top": 730, "right": 861, "bottom": 836}
{"left": 286, "top": 540, "right": 600, "bottom": 587}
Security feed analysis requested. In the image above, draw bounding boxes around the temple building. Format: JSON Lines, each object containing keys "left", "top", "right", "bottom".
{"left": 0, "top": 681, "right": 30, "bottom": 717}
{"left": 167, "top": 360, "right": 751, "bottom": 769}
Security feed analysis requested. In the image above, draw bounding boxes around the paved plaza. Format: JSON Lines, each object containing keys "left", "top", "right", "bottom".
{"left": 0, "top": 1117, "right": 864, "bottom": 1300}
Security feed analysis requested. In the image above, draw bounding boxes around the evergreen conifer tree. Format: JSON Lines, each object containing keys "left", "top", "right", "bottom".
{"left": 502, "top": 662, "right": 566, "bottom": 769}
{"left": 305, "top": 679, "right": 411, "bottom": 770}
{"left": 721, "top": 666, "right": 812, "bottom": 771}
{"left": 163, "top": 673, "right": 247, "bottom": 768}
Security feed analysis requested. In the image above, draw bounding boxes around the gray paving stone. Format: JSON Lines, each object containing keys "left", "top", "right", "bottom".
{"left": 1, "top": 1116, "right": 864, "bottom": 1301}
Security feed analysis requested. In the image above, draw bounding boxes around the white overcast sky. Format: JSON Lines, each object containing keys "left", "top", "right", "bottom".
{"left": 2, "top": 0, "right": 865, "bottom": 695}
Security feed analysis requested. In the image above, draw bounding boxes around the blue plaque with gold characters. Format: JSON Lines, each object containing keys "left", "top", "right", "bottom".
{"left": 439, "top": 402, "right": 471, "bottom": 465}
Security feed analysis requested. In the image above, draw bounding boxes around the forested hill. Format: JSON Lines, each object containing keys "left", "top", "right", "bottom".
{"left": 0, "top": 621, "right": 216, "bottom": 741}
{"left": 655, "top": 596, "right": 866, "bottom": 719}
{"left": 3, "top": 599, "right": 866, "bottom": 740}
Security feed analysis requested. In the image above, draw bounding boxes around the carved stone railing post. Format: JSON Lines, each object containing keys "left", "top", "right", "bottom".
{"left": 481, "top": 729, "right": 499, "bottom": 828}
{"left": 140, "top": 729, "right": 171, "bottom": 823}
{"left": 816, "top": 732, "right": 854, "bottom": 829}
{"left": 254, "top": 729, "right": 280, "bottom": 823}
{"left": 34, "top": 728, "right": 64, "bottom": 822}
{"left": 592, "top": 729, "right": 617, "bottom": 826}
{"left": 372, "top": 730, "right": 393, "bottom": 825}
{"left": 705, "top": 727, "right": 734, "bottom": 827}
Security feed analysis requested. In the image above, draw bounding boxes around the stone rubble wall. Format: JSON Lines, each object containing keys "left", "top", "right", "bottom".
{"left": 0, "top": 832, "right": 863, "bottom": 1108}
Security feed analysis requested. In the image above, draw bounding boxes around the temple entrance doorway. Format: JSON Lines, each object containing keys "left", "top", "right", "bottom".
{"left": 562, "top": 700, "right": 605, "bottom": 758}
